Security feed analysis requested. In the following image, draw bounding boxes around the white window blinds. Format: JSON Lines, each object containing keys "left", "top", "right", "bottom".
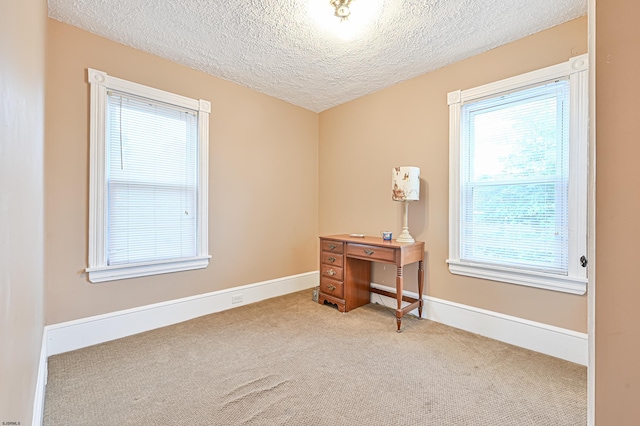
{"left": 459, "top": 80, "right": 570, "bottom": 274}
{"left": 106, "top": 92, "right": 198, "bottom": 266}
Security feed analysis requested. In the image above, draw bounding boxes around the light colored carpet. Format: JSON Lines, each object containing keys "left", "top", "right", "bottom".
{"left": 43, "top": 290, "right": 587, "bottom": 425}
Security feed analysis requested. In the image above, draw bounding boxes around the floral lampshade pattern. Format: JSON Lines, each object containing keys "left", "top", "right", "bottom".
{"left": 392, "top": 166, "right": 420, "bottom": 201}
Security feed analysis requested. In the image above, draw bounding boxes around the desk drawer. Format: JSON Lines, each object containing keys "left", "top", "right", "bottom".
{"left": 320, "top": 264, "right": 343, "bottom": 281}
{"left": 322, "top": 252, "right": 344, "bottom": 267}
{"left": 320, "top": 277, "right": 344, "bottom": 299}
{"left": 347, "top": 243, "right": 396, "bottom": 263}
{"left": 321, "top": 240, "right": 344, "bottom": 254}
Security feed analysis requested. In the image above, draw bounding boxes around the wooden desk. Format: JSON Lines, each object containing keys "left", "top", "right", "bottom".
{"left": 318, "top": 234, "right": 425, "bottom": 332}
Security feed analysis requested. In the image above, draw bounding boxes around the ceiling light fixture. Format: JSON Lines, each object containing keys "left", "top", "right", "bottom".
{"left": 330, "top": 0, "right": 353, "bottom": 21}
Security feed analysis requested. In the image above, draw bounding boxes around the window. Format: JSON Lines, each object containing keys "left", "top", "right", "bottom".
{"left": 447, "top": 55, "right": 588, "bottom": 294}
{"left": 86, "top": 69, "right": 210, "bottom": 283}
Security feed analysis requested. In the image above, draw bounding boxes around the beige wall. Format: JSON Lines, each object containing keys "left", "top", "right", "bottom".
{"left": 0, "top": 0, "right": 46, "bottom": 424}
{"left": 595, "top": 0, "right": 640, "bottom": 423}
{"left": 319, "top": 17, "right": 588, "bottom": 332}
{"left": 45, "top": 20, "right": 318, "bottom": 324}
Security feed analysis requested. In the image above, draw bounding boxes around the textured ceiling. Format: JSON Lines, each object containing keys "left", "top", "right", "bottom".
{"left": 48, "top": 0, "right": 587, "bottom": 112}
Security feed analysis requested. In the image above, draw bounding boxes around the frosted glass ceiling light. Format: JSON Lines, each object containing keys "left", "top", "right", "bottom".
{"left": 331, "top": 0, "right": 353, "bottom": 21}
{"left": 308, "top": 0, "right": 382, "bottom": 41}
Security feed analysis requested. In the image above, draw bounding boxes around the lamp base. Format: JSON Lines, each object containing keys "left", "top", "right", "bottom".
{"left": 396, "top": 230, "right": 415, "bottom": 243}
{"left": 396, "top": 200, "right": 415, "bottom": 243}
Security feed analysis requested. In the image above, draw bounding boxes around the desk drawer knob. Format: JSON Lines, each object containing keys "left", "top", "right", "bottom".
{"left": 364, "top": 249, "right": 375, "bottom": 256}
{"left": 328, "top": 244, "right": 337, "bottom": 250}
{"left": 327, "top": 269, "right": 336, "bottom": 276}
{"left": 327, "top": 284, "right": 336, "bottom": 291}
{"left": 327, "top": 257, "right": 336, "bottom": 263}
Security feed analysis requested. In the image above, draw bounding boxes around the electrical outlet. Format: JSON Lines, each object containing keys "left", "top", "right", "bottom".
{"left": 231, "top": 294, "right": 243, "bottom": 304}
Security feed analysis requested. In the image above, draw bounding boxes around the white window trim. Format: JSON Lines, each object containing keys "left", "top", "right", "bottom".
{"left": 86, "top": 68, "right": 211, "bottom": 283}
{"left": 447, "top": 54, "right": 589, "bottom": 295}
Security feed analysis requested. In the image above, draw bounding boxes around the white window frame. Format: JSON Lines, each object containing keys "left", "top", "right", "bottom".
{"left": 447, "top": 54, "right": 588, "bottom": 295}
{"left": 86, "top": 68, "right": 211, "bottom": 283}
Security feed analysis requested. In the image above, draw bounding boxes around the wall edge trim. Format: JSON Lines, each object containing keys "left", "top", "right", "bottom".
{"left": 32, "top": 330, "right": 47, "bottom": 426}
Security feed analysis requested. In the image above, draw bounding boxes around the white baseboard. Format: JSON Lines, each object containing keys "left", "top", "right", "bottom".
{"left": 369, "top": 283, "right": 588, "bottom": 366}
{"left": 32, "top": 330, "right": 47, "bottom": 426}
{"left": 46, "top": 271, "right": 318, "bottom": 357}
{"left": 42, "top": 271, "right": 585, "bottom": 362}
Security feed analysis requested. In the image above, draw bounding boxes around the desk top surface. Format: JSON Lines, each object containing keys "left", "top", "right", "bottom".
{"left": 321, "top": 234, "right": 425, "bottom": 250}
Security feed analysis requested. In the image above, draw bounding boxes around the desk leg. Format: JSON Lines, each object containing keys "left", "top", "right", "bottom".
{"left": 396, "top": 266, "right": 403, "bottom": 332}
{"left": 418, "top": 260, "right": 424, "bottom": 319}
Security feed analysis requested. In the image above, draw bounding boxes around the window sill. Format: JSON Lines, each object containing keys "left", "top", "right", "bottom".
{"left": 446, "top": 259, "right": 587, "bottom": 295}
{"left": 86, "top": 256, "right": 211, "bottom": 283}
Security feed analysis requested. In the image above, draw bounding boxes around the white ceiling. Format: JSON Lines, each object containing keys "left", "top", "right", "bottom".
{"left": 48, "top": 0, "right": 587, "bottom": 112}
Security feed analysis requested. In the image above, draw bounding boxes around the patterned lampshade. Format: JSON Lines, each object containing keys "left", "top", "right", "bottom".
{"left": 392, "top": 166, "right": 420, "bottom": 201}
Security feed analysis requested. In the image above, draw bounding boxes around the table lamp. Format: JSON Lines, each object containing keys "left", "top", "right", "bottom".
{"left": 392, "top": 166, "right": 420, "bottom": 243}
